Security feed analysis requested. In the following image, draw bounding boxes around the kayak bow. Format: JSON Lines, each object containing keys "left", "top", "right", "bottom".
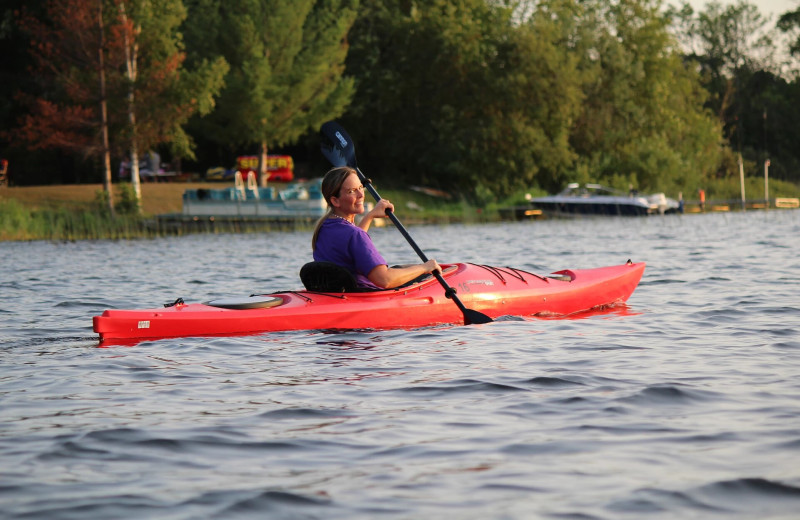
{"left": 93, "top": 261, "right": 645, "bottom": 344}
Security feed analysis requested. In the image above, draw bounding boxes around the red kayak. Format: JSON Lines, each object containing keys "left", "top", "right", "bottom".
{"left": 93, "top": 261, "right": 645, "bottom": 344}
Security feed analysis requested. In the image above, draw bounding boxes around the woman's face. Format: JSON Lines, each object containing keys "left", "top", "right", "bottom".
{"left": 331, "top": 172, "right": 365, "bottom": 216}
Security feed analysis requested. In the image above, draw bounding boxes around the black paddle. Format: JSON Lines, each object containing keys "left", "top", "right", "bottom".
{"left": 320, "top": 121, "right": 492, "bottom": 325}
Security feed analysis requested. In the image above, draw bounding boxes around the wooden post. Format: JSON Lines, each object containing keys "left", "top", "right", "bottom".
{"left": 738, "top": 154, "right": 746, "bottom": 211}
{"left": 98, "top": 0, "right": 114, "bottom": 216}
{"left": 764, "top": 159, "right": 770, "bottom": 210}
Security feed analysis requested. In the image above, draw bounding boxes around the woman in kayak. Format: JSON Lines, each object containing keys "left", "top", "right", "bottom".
{"left": 312, "top": 166, "right": 440, "bottom": 290}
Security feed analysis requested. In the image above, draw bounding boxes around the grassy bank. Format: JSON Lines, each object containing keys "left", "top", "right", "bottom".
{"left": 3, "top": 182, "right": 224, "bottom": 215}
{"left": 1, "top": 182, "right": 214, "bottom": 241}
{"left": 0, "top": 181, "right": 479, "bottom": 241}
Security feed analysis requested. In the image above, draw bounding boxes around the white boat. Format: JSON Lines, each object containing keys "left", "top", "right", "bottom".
{"left": 181, "top": 172, "right": 327, "bottom": 220}
{"left": 530, "top": 183, "right": 679, "bottom": 217}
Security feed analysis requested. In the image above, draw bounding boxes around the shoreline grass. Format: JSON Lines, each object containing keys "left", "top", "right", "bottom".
{"left": 0, "top": 181, "right": 483, "bottom": 241}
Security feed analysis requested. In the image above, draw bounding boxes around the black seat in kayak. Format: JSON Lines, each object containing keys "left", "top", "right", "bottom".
{"left": 300, "top": 262, "right": 376, "bottom": 293}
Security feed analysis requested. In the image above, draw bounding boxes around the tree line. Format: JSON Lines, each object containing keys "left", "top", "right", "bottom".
{"left": 0, "top": 0, "right": 798, "bottom": 210}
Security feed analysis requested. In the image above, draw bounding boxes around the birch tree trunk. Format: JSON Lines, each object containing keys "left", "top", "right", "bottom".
{"left": 120, "top": 3, "right": 142, "bottom": 213}
{"left": 98, "top": 0, "right": 114, "bottom": 216}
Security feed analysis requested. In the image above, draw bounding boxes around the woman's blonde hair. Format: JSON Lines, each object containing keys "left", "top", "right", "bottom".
{"left": 311, "top": 166, "right": 357, "bottom": 250}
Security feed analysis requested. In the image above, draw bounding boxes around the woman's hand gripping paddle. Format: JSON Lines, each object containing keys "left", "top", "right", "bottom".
{"left": 320, "top": 121, "right": 493, "bottom": 325}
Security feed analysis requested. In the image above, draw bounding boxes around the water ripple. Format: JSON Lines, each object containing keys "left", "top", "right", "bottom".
{"left": 2, "top": 213, "right": 800, "bottom": 518}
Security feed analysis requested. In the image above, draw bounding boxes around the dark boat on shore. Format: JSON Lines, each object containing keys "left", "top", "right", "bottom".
{"left": 530, "top": 183, "right": 679, "bottom": 217}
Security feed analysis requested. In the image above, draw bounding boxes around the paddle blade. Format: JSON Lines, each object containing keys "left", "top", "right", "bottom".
{"left": 320, "top": 121, "right": 357, "bottom": 168}
{"left": 464, "top": 308, "right": 493, "bottom": 325}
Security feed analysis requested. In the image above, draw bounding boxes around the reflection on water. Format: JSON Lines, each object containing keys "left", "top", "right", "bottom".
{"left": 1, "top": 211, "right": 800, "bottom": 519}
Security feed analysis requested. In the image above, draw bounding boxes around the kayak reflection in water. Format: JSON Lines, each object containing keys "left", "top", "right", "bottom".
{"left": 311, "top": 166, "right": 440, "bottom": 290}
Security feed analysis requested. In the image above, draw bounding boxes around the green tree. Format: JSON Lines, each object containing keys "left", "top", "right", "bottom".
{"left": 345, "top": 0, "right": 722, "bottom": 199}
{"left": 10, "top": 0, "right": 227, "bottom": 213}
{"left": 568, "top": 0, "right": 723, "bottom": 194}
{"left": 778, "top": 6, "right": 800, "bottom": 58}
{"left": 111, "top": 0, "right": 227, "bottom": 211}
{"left": 668, "top": 1, "right": 774, "bottom": 149}
{"left": 13, "top": 0, "right": 117, "bottom": 212}
{"left": 184, "top": 0, "right": 357, "bottom": 186}
{"left": 670, "top": 0, "right": 800, "bottom": 184}
{"left": 345, "top": 0, "right": 586, "bottom": 200}
{"left": 723, "top": 68, "right": 800, "bottom": 184}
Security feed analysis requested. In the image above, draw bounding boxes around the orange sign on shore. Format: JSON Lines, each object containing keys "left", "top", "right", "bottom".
{"left": 236, "top": 155, "right": 294, "bottom": 182}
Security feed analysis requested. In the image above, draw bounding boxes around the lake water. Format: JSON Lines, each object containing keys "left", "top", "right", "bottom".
{"left": 2, "top": 210, "right": 799, "bottom": 519}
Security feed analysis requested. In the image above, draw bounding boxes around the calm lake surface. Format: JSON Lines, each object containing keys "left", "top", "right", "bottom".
{"left": 2, "top": 210, "right": 799, "bottom": 519}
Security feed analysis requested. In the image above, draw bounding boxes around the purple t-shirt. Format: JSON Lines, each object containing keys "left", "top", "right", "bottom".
{"left": 313, "top": 218, "right": 387, "bottom": 289}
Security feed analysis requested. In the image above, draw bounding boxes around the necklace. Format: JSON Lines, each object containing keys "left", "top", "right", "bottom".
{"left": 329, "top": 214, "right": 354, "bottom": 224}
